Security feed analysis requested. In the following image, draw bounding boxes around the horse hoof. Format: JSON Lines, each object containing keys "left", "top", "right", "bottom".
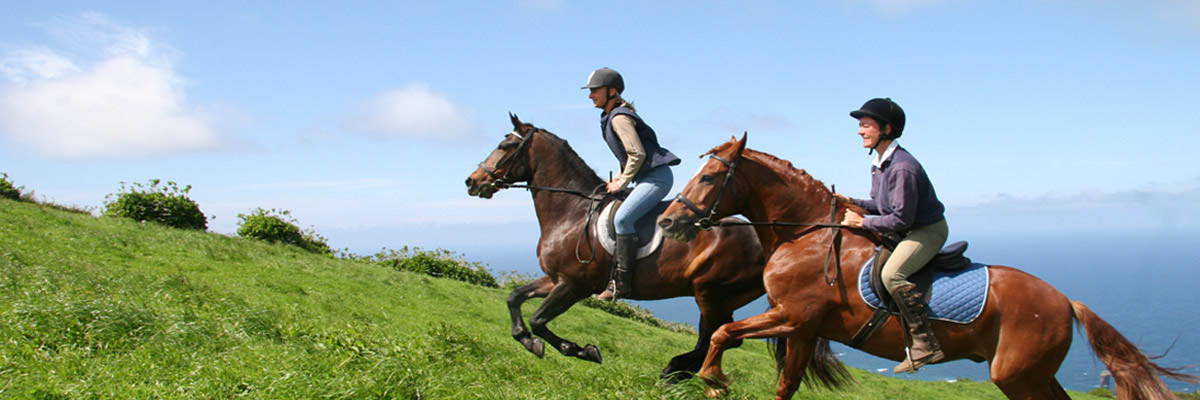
{"left": 659, "top": 370, "right": 694, "bottom": 384}
{"left": 527, "top": 338, "right": 544, "bottom": 358}
{"left": 581, "top": 344, "right": 602, "bottom": 364}
{"left": 704, "top": 387, "right": 726, "bottom": 398}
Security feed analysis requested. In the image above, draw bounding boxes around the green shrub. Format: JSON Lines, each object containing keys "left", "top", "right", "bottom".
{"left": 102, "top": 180, "right": 207, "bottom": 230}
{"left": 1, "top": 172, "right": 24, "bottom": 201}
{"left": 236, "top": 208, "right": 331, "bottom": 255}
{"left": 371, "top": 247, "right": 498, "bottom": 288}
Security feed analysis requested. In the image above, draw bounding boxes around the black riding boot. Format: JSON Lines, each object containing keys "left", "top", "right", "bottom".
{"left": 598, "top": 234, "right": 637, "bottom": 301}
{"left": 892, "top": 282, "right": 945, "bottom": 373}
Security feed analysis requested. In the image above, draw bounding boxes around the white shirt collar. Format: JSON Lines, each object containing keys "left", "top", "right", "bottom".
{"left": 871, "top": 140, "right": 900, "bottom": 169}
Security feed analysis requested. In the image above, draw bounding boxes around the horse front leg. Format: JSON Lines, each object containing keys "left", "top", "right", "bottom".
{"left": 699, "top": 307, "right": 796, "bottom": 398}
{"left": 508, "top": 276, "right": 554, "bottom": 358}
{"left": 528, "top": 281, "right": 603, "bottom": 363}
{"left": 661, "top": 287, "right": 752, "bottom": 382}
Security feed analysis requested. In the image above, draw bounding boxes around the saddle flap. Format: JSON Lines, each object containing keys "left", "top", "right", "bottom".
{"left": 604, "top": 199, "right": 670, "bottom": 248}
{"left": 595, "top": 200, "right": 667, "bottom": 260}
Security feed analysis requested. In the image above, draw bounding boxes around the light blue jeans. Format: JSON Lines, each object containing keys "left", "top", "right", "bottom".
{"left": 614, "top": 166, "right": 674, "bottom": 235}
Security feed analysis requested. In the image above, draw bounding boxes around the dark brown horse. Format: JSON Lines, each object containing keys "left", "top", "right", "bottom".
{"left": 466, "top": 115, "right": 841, "bottom": 380}
{"left": 657, "top": 135, "right": 1199, "bottom": 399}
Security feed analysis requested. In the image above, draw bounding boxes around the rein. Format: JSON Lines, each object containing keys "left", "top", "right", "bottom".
{"left": 674, "top": 154, "right": 848, "bottom": 286}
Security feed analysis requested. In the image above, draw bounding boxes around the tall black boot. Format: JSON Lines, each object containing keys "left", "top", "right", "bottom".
{"left": 892, "top": 282, "right": 945, "bottom": 373}
{"left": 598, "top": 234, "right": 637, "bottom": 301}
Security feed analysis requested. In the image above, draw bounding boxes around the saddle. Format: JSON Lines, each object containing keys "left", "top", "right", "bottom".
{"left": 850, "top": 240, "right": 987, "bottom": 349}
{"left": 868, "top": 240, "right": 971, "bottom": 309}
{"left": 594, "top": 198, "right": 668, "bottom": 260}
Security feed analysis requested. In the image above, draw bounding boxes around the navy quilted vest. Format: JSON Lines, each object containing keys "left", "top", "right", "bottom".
{"left": 600, "top": 106, "right": 681, "bottom": 181}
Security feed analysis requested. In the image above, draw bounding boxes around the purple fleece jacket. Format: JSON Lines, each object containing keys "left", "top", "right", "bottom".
{"left": 850, "top": 146, "right": 945, "bottom": 234}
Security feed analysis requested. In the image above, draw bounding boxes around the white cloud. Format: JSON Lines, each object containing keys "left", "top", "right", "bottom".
{"left": 0, "top": 13, "right": 228, "bottom": 159}
{"left": 342, "top": 83, "right": 483, "bottom": 145}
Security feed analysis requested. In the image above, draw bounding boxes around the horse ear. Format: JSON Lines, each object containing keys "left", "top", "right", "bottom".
{"left": 509, "top": 112, "right": 521, "bottom": 128}
{"left": 734, "top": 132, "right": 748, "bottom": 155}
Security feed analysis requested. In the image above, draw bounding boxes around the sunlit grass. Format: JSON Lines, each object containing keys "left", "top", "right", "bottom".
{"left": 0, "top": 198, "right": 1110, "bottom": 399}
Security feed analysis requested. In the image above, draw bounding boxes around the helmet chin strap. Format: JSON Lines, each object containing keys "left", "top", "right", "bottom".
{"left": 867, "top": 125, "right": 892, "bottom": 156}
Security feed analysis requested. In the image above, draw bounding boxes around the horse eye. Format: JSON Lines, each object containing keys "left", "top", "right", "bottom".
{"left": 699, "top": 175, "right": 714, "bottom": 184}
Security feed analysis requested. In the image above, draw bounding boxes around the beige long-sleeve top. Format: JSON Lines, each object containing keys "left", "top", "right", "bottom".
{"left": 610, "top": 108, "right": 645, "bottom": 188}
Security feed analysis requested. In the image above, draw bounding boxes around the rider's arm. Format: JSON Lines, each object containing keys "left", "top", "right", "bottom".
{"left": 611, "top": 114, "right": 645, "bottom": 188}
{"left": 862, "top": 169, "right": 919, "bottom": 233}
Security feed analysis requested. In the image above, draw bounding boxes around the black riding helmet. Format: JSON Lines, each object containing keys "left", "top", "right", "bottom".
{"left": 850, "top": 97, "right": 906, "bottom": 139}
{"left": 581, "top": 67, "right": 624, "bottom": 94}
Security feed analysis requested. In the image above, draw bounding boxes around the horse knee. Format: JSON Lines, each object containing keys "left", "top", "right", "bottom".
{"left": 709, "top": 328, "right": 733, "bottom": 347}
{"left": 529, "top": 316, "right": 550, "bottom": 336}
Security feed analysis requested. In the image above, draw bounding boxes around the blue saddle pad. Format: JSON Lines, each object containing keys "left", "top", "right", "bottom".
{"left": 857, "top": 255, "right": 990, "bottom": 324}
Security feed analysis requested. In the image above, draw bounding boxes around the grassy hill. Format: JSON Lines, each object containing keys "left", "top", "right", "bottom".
{"left": 0, "top": 198, "right": 1110, "bottom": 399}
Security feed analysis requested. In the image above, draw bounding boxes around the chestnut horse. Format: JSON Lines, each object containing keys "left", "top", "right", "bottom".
{"left": 465, "top": 115, "right": 844, "bottom": 381}
{"left": 657, "top": 135, "right": 1199, "bottom": 399}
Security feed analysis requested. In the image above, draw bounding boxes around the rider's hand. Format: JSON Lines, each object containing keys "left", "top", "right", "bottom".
{"left": 606, "top": 180, "right": 625, "bottom": 193}
{"left": 841, "top": 209, "right": 864, "bottom": 228}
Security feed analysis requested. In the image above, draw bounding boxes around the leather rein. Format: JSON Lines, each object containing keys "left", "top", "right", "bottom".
{"left": 672, "top": 153, "right": 850, "bottom": 286}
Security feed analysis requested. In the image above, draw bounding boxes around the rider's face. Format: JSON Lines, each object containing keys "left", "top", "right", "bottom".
{"left": 857, "top": 117, "right": 885, "bottom": 149}
{"left": 588, "top": 87, "right": 613, "bottom": 109}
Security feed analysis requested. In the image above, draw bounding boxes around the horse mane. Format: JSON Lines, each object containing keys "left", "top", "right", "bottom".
{"left": 533, "top": 129, "right": 605, "bottom": 187}
{"left": 704, "top": 139, "right": 866, "bottom": 215}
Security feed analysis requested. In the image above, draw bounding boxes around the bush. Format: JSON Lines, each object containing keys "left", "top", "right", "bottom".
{"left": 1, "top": 172, "right": 24, "bottom": 201}
{"left": 102, "top": 180, "right": 207, "bottom": 230}
{"left": 236, "top": 208, "right": 331, "bottom": 255}
{"left": 371, "top": 247, "right": 498, "bottom": 288}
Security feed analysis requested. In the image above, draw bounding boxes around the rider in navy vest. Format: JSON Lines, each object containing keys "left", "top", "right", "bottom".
{"left": 840, "top": 97, "right": 949, "bottom": 374}
{"left": 583, "top": 67, "right": 680, "bottom": 301}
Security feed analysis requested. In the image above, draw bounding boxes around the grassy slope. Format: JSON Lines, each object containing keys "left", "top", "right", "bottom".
{"left": 0, "top": 199, "right": 1106, "bottom": 399}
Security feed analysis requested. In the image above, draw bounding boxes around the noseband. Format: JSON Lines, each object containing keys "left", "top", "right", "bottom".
{"left": 673, "top": 154, "right": 737, "bottom": 230}
{"left": 477, "top": 128, "right": 535, "bottom": 187}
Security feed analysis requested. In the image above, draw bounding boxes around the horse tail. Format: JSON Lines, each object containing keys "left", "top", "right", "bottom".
{"left": 766, "top": 336, "right": 853, "bottom": 390}
{"left": 1070, "top": 300, "right": 1200, "bottom": 399}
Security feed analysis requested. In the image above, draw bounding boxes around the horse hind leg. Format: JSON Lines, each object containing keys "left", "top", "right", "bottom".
{"left": 508, "top": 276, "right": 554, "bottom": 357}
{"left": 528, "top": 281, "right": 602, "bottom": 363}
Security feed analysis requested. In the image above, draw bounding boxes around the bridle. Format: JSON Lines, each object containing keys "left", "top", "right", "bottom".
{"left": 673, "top": 154, "right": 738, "bottom": 231}
{"left": 477, "top": 128, "right": 535, "bottom": 188}
{"left": 474, "top": 126, "right": 607, "bottom": 264}
{"left": 670, "top": 150, "right": 852, "bottom": 287}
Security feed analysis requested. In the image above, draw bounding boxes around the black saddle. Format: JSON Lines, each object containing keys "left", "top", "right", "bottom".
{"left": 868, "top": 240, "right": 972, "bottom": 311}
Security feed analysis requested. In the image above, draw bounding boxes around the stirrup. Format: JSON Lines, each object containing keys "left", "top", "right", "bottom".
{"left": 597, "top": 280, "right": 617, "bottom": 301}
{"left": 898, "top": 347, "right": 918, "bottom": 373}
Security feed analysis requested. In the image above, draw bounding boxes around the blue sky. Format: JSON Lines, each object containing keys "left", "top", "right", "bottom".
{"left": 2, "top": 1, "right": 1198, "bottom": 256}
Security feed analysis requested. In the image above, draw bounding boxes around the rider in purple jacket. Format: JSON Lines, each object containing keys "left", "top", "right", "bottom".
{"left": 841, "top": 98, "right": 949, "bottom": 374}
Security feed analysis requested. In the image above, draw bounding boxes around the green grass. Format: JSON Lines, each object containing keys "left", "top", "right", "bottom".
{"left": 0, "top": 198, "right": 1110, "bottom": 399}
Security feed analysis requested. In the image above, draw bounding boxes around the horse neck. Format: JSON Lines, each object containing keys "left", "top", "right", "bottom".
{"left": 525, "top": 133, "right": 605, "bottom": 229}
{"left": 738, "top": 153, "right": 842, "bottom": 251}
{"left": 740, "top": 153, "right": 834, "bottom": 225}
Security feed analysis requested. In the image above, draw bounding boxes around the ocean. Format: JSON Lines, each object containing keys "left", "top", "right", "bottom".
{"left": 455, "top": 230, "right": 1200, "bottom": 393}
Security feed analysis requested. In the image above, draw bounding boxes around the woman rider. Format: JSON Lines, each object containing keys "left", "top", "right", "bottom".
{"left": 839, "top": 98, "right": 948, "bottom": 373}
{"left": 583, "top": 67, "right": 681, "bottom": 301}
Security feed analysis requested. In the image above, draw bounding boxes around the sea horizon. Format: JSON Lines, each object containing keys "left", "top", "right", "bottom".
{"left": 399, "top": 229, "right": 1200, "bottom": 393}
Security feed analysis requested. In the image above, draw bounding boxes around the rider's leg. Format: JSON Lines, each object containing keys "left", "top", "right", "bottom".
{"left": 599, "top": 166, "right": 673, "bottom": 300}
{"left": 881, "top": 218, "right": 948, "bottom": 372}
